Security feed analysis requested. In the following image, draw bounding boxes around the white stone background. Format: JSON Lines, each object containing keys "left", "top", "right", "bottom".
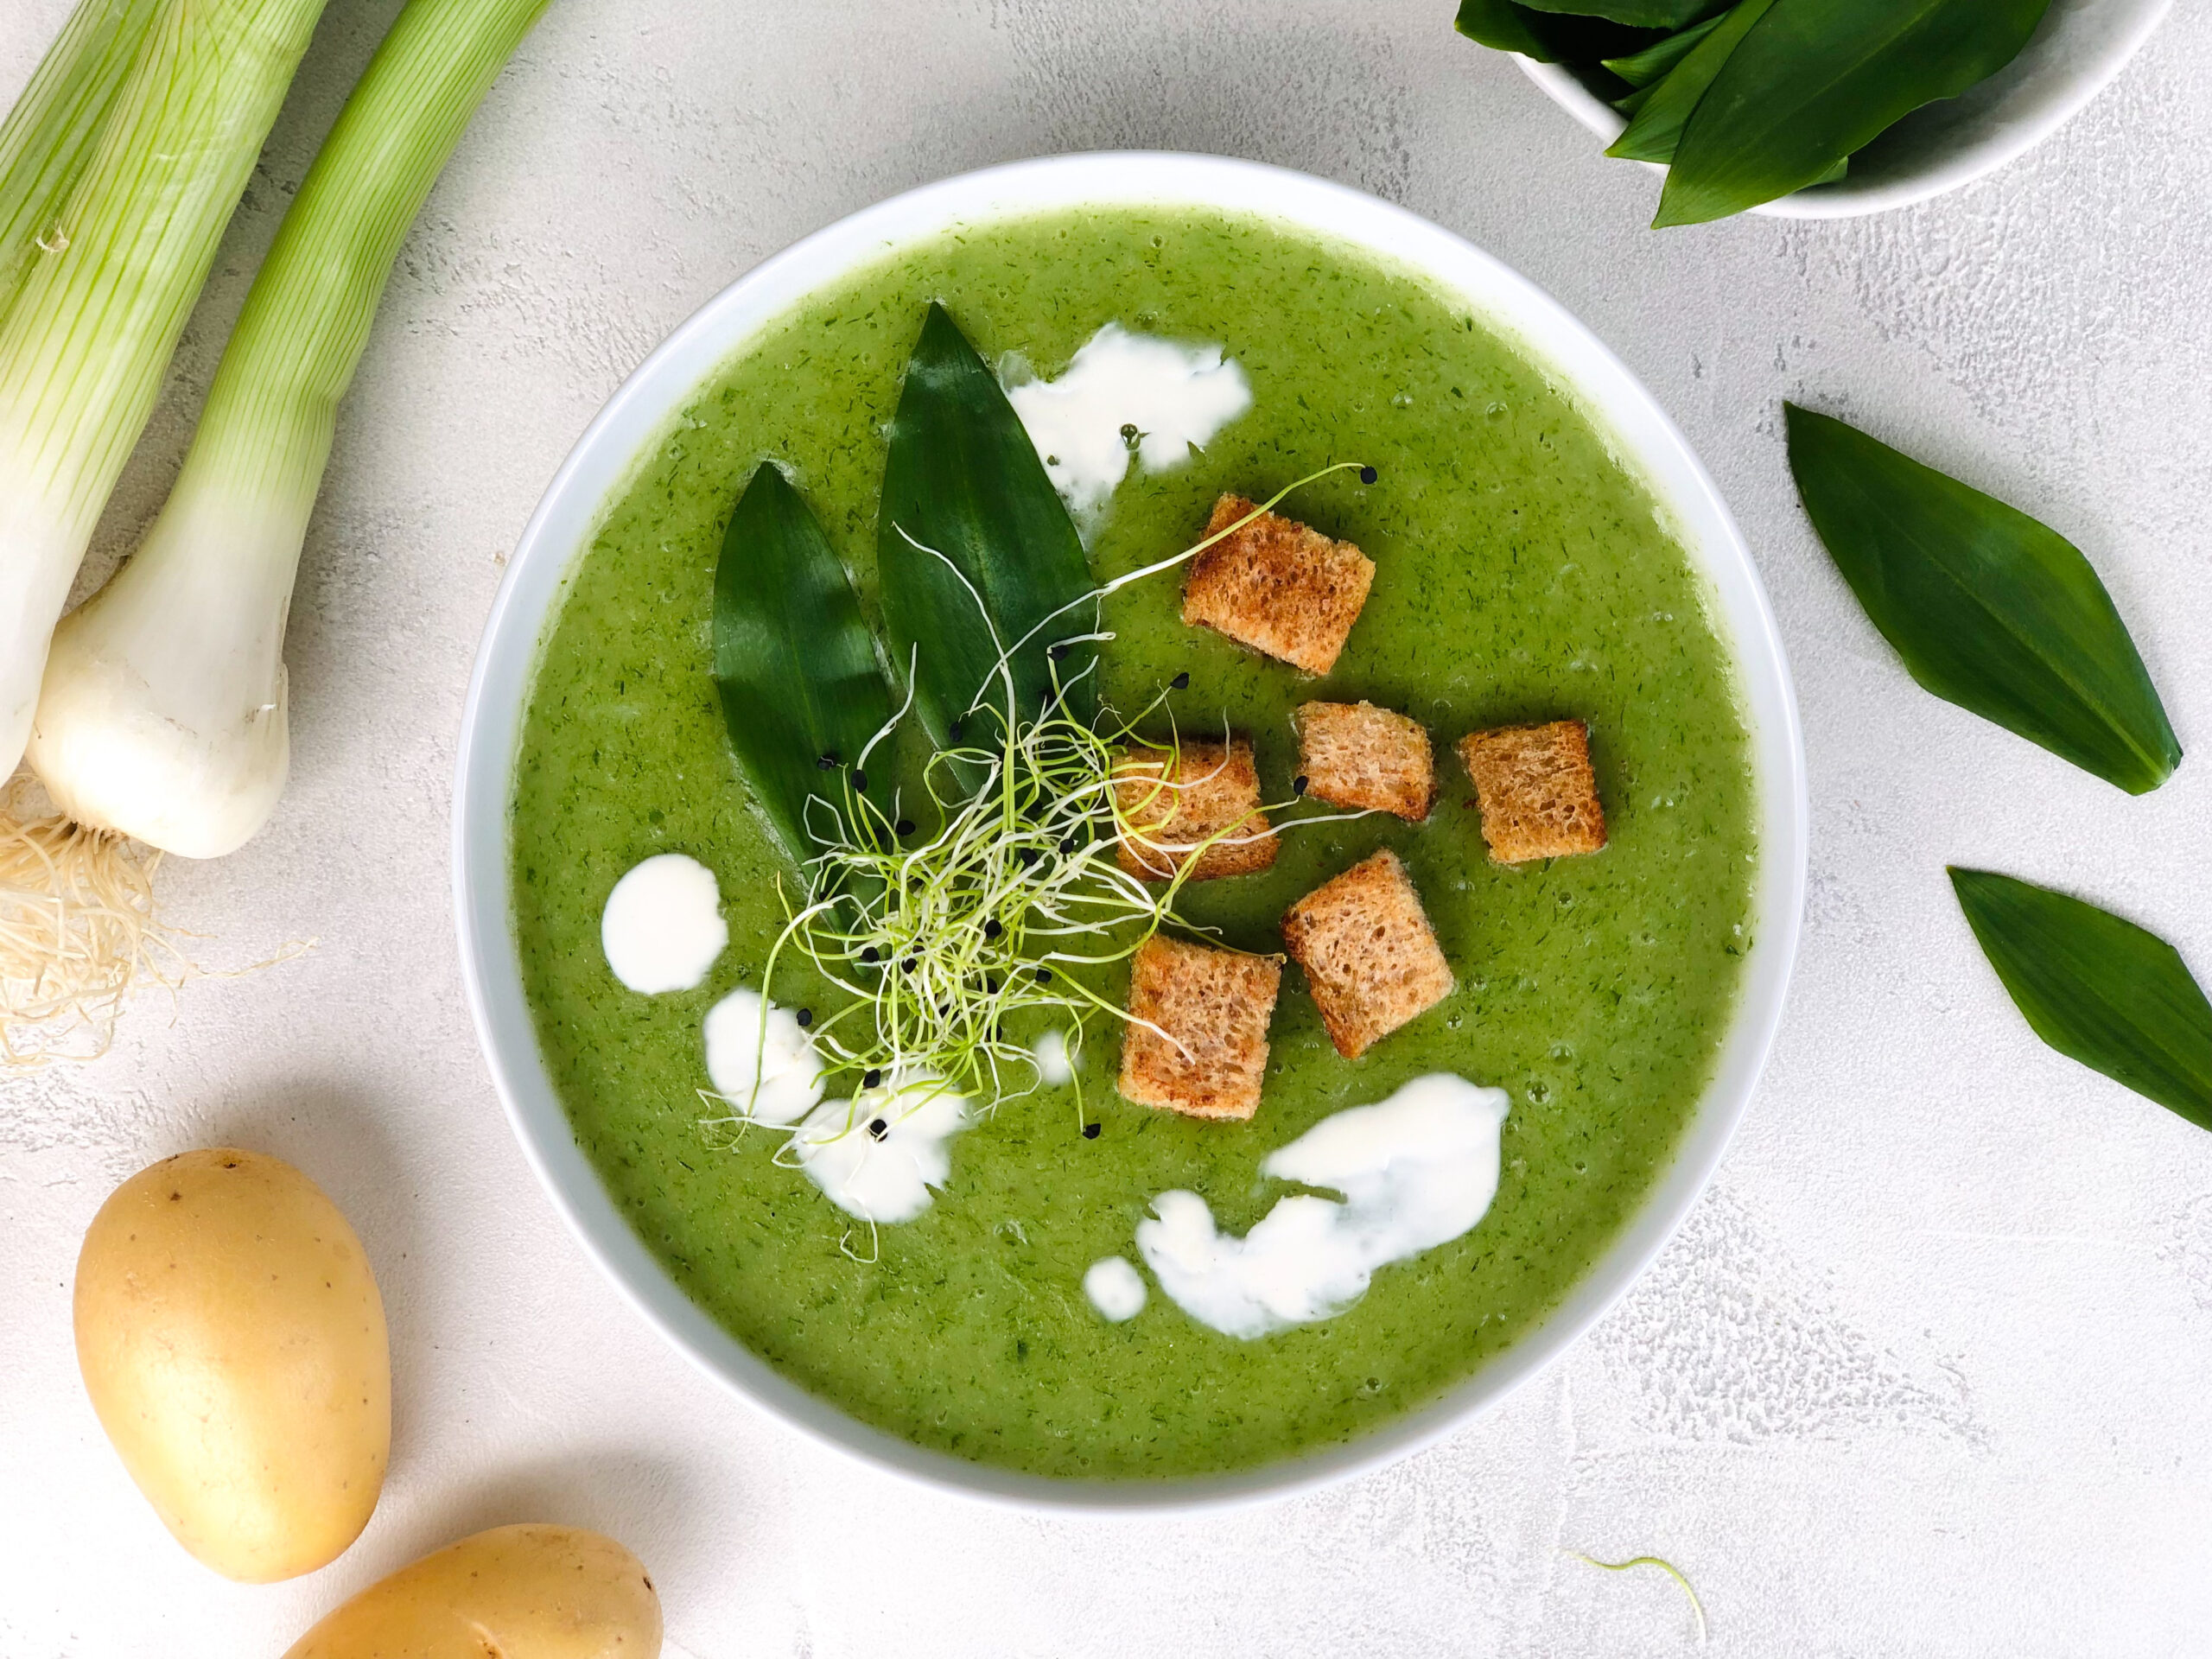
{"left": 3, "top": 1, "right": 2208, "bottom": 1653}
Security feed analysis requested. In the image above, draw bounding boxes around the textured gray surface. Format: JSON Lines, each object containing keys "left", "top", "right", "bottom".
{"left": 2, "top": 3, "right": 2207, "bottom": 1654}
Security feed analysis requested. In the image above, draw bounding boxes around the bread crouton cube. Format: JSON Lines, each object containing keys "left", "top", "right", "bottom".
{"left": 1281, "top": 849, "right": 1453, "bottom": 1059}
{"left": 1113, "top": 736, "right": 1276, "bottom": 882}
{"left": 1294, "top": 700, "right": 1434, "bottom": 822}
{"left": 1456, "top": 720, "right": 1606, "bottom": 864}
{"left": 1117, "top": 936, "right": 1283, "bottom": 1120}
{"left": 1180, "top": 494, "right": 1375, "bottom": 676}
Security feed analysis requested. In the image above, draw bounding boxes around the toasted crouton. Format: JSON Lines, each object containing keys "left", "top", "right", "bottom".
{"left": 1117, "top": 936, "right": 1283, "bottom": 1120}
{"left": 1113, "top": 736, "right": 1277, "bottom": 882}
{"left": 1294, "top": 701, "right": 1435, "bottom": 821}
{"left": 1281, "top": 849, "right": 1453, "bottom": 1059}
{"left": 1456, "top": 720, "right": 1606, "bottom": 864}
{"left": 1181, "top": 494, "right": 1375, "bottom": 675}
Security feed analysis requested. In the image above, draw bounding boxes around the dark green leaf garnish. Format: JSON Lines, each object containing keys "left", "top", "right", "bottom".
{"left": 1786, "top": 404, "right": 2180, "bottom": 795}
{"left": 1454, "top": 0, "right": 1662, "bottom": 63}
{"left": 1604, "top": 10, "right": 1728, "bottom": 86}
{"left": 1951, "top": 869, "right": 2211, "bottom": 1128}
{"left": 1519, "top": 0, "right": 1719, "bottom": 31}
{"left": 1656, "top": 0, "right": 2053, "bottom": 226}
{"left": 712, "top": 461, "right": 893, "bottom": 866}
{"left": 877, "top": 302, "right": 1096, "bottom": 754}
{"left": 1610, "top": 0, "right": 1774, "bottom": 164}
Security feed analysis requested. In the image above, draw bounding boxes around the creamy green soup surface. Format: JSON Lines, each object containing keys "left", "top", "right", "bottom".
{"left": 510, "top": 207, "right": 1757, "bottom": 1479}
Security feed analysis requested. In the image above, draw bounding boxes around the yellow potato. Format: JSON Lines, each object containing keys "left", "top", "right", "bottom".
{"left": 281, "top": 1524, "right": 662, "bottom": 1658}
{"left": 73, "top": 1147, "right": 389, "bottom": 1582}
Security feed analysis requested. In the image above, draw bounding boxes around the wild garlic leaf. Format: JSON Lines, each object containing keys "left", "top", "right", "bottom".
{"left": 713, "top": 462, "right": 894, "bottom": 868}
{"left": 1604, "top": 10, "right": 1729, "bottom": 88}
{"left": 1517, "top": 0, "right": 1721, "bottom": 29}
{"left": 1656, "top": 0, "right": 2053, "bottom": 226}
{"left": 1453, "top": 0, "right": 1660, "bottom": 63}
{"left": 877, "top": 302, "right": 1097, "bottom": 754}
{"left": 1609, "top": 0, "right": 1774, "bottom": 164}
{"left": 1951, "top": 869, "right": 2211, "bottom": 1128}
{"left": 1786, "top": 405, "right": 2179, "bottom": 795}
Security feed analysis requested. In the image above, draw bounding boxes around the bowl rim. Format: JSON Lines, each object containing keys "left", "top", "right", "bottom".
{"left": 1515, "top": 0, "right": 2173, "bottom": 220}
{"left": 451, "top": 149, "right": 1809, "bottom": 1512}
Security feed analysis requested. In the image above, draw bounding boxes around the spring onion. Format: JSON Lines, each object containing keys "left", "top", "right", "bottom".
{"left": 0, "top": 0, "right": 329, "bottom": 781}
{"left": 29, "top": 0, "right": 555, "bottom": 856}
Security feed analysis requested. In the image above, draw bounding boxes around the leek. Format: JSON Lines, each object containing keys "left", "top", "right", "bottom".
{"left": 0, "top": 0, "right": 328, "bottom": 780}
{"left": 30, "top": 0, "right": 555, "bottom": 855}
{"left": 0, "top": 0, "right": 164, "bottom": 310}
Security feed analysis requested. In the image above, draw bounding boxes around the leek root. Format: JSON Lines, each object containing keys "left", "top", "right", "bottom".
{"left": 29, "top": 0, "right": 555, "bottom": 855}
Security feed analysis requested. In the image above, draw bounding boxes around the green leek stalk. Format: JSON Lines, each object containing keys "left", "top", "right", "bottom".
{"left": 0, "top": 0, "right": 164, "bottom": 312}
{"left": 0, "top": 0, "right": 328, "bottom": 783}
{"left": 29, "top": 0, "right": 554, "bottom": 856}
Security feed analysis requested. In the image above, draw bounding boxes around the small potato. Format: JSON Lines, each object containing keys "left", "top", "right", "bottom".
{"left": 73, "top": 1147, "right": 389, "bottom": 1582}
{"left": 281, "top": 1524, "right": 662, "bottom": 1658}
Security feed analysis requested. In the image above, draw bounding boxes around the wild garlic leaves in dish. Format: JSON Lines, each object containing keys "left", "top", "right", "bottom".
{"left": 1951, "top": 870, "right": 2211, "bottom": 1128}
{"left": 713, "top": 461, "right": 894, "bottom": 867}
{"left": 1459, "top": 0, "right": 2054, "bottom": 224}
{"left": 1786, "top": 404, "right": 2179, "bottom": 797}
{"left": 1654, "top": 0, "right": 2054, "bottom": 226}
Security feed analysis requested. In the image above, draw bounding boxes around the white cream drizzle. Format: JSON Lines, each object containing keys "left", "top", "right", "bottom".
{"left": 1032, "top": 1028, "right": 1074, "bottom": 1085}
{"left": 1006, "top": 323, "right": 1252, "bottom": 528}
{"left": 1084, "top": 1255, "right": 1147, "bottom": 1322}
{"left": 702, "top": 988, "right": 823, "bottom": 1126}
{"left": 790, "top": 1072, "right": 969, "bottom": 1224}
{"left": 601, "top": 853, "right": 727, "bottom": 993}
{"left": 1135, "top": 1075, "right": 1510, "bottom": 1340}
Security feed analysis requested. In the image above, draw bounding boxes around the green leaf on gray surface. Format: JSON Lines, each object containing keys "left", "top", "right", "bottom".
{"left": 1604, "top": 10, "right": 1729, "bottom": 87}
{"left": 1655, "top": 0, "right": 2053, "bottom": 226}
{"left": 1951, "top": 869, "right": 2211, "bottom": 1128}
{"left": 1517, "top": 0, "right": 1721, "bottom": 29}
{"left": 712, "top": 461, "right": 893, "bottom": 867}
{"left": 1785, "top": 404, "right": 2179, "bottom": 795}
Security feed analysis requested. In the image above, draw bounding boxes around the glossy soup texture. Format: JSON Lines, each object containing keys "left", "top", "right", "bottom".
{"left": 510, "top": 207, "right": 1758, "bottom": 1478}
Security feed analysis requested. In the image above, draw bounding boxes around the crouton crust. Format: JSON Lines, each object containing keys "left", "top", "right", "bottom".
{"left": 1112, "top": 736, "right": 1277, "bottom": 882}
{"left": 1456, "top": 720, "right": 1607, "bottom": 864}
{"left": 1281, "top": 849, "right": 1453, "bottom": 1059}
{"left": 1180, "top": 494, "right": 1375, "bottom": 676}
{"left": 1294, "top": 701, "right": 1435, "bottom": 821}
{"left": 1117, "top": 936, "right": 1283, "bottom": 1120}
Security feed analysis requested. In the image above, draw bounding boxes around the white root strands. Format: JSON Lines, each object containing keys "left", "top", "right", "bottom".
{"left": 0, "top": 779, "right": 311, "bottom": 1065}
{"left": 0, "top": 793, "right": 179, "bottom": 1064}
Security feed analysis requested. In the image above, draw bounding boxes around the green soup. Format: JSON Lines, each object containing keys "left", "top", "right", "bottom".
{"left": 510, "top": 207, "right": 1757, "bottom": 1478}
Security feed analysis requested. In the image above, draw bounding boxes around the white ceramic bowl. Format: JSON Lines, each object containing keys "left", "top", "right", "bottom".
{"left": 452, "top": 151, "right": 1808, "bottom": 1509}
{"left": 1516, "top": 0, "right": 2172, "bottom": 219}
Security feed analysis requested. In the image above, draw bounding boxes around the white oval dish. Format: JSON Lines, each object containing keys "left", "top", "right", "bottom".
{"left": 452, "top": 151, "right": 1809, "bottom": 1510}
{"left": 1516, "top": 0, "right": 2172, "bottom": 219}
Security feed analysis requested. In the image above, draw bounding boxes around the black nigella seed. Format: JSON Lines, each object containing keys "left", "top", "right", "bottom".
{"left": 860, "top": 946, "right": 880, "bottom": 963}
{"left": 1170, "top": 671, "right": 1190, "bottom": 690}
{"left": 1049, "top": 643, "right": 1069, "bottom": 661}
{"left": 896, "top": 818, "right": 916, "bottom": 836}
{"left": 983, "top": 918, "right": 1003, "bottom": 938}
{"left": 816, "top": 752, "right": 837, "bottom": 771}
{"left": 868, "top": 1118, "right": 887, "bottom": 1141}
{"left": 1058, "top": 835, "right": 1078, "bottom": 855}
{"left": 851, "top": 769, "right": 868, "bottom": 791}
{"left": 900, "top": 957, "right": 917, "bottom": 973}
{"left": 1359, "top": 465, "right": 1377, "bottom": 484}
{"left": 796, "top": 1007, "right": 812, "bottom": 1027}
{"left": 1035, "top": 966, "right": 1052, "bottom": 983}
{"left": 863, "top": 1068, "right": 883, "bottom": 1089}
{"left": 1294, "top": 774, "right": 1309, "bottom": 795}
{"left": 947, "top": 719, "right": 963, "bottom": 741}
{"left": 1018, "top": 848, "right": 1039, "bottom": 867}
{"left": 1082, "top": 1122, "right": 1101, "bottom": 1140}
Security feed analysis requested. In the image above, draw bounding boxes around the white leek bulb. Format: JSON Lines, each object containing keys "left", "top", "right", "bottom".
{"left": 30, "top": 0, "right": 555, "bottom": 856}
